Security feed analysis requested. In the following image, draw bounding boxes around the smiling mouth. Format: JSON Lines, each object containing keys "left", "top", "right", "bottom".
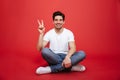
{"left": 56, "top": 23, "right": 61, "bottom": 26}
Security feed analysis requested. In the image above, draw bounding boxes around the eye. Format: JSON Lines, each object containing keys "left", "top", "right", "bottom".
{"left": 54, "top": 19, "right": 58, "bottom": 21}
{"left": 60, "top": 19, "right": 63, "bottom": 21}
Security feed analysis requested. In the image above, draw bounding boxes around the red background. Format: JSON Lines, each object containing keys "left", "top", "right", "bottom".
{"left": 0, "top": 0, "right": 120, "bottom": 80}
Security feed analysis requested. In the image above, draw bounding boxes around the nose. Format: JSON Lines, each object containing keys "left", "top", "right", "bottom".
{"left": 56, "top": 20, "right": 61, "bottom": 23}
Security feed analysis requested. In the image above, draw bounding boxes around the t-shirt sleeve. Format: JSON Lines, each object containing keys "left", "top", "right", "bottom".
{"left": 68, "top": 31, "right": 75, "bottom": 42}
{"left": 43, "top": 32, "right": 50, "bottom": 42}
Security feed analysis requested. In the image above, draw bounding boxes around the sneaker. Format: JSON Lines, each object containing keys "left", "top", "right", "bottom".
{"left": 71, "top": 64, "right": 86, "bottom": 72}
{"left": 36, "top": 66, "right": 51, "bottom": 74}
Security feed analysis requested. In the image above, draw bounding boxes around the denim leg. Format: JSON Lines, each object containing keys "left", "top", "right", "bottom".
{"left": 50, "top": 51, "right": 86, "bottom": 72}
{"left": 41, "top": 48, "right": 63, "bottom": 65}
{"left": 50, "top": 63, "right": 64, "bottom": 72}
{"left": 50, "top": 53, "right": 67, "bottom": 72}
{"left": 71, "top": 50, "right": 86, "bottom": 66}
{"left": 41, "top": 48, "right": 66, "bottom": 72}
{"left": 41, "top": 48, "right": 86, "bottom": 72}
{"left": 60, "top": 51, "right": 86, "bottom": 72}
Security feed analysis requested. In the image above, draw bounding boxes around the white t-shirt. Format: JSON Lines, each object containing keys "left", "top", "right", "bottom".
{"left": 43, "top": 28, "right": 74, "bottom": 54}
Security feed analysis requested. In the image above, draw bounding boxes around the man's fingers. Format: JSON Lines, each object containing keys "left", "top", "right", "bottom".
{"left": 62, "top": 63, "right": 69, "bottom": 68}
{"left": 62, "top": 62, "right": 64, "bottom": 67}
{"left": 41, "top": 20, "right": 44, "bottom": 26}
{"left": 37, "top": 19, "right": 41, "bottom": 26}
{"left": 37, "top": 19, "right": 44, "bottom": 28}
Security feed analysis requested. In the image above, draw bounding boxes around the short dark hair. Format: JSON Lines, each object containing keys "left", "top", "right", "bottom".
{"left": 52, "top": 11, "right": 65, "bottom": 21}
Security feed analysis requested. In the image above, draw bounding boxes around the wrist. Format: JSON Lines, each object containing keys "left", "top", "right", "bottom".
{"left": 40, "top": 33, "right": 44, "bottom": 35}
{"left": 65, "top": 55, "right": 71, "bottom": 59}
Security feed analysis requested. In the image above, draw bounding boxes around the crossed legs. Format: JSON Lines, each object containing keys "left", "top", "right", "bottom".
{"left": 36, "top": 48, "right": 86, "bottom": 74}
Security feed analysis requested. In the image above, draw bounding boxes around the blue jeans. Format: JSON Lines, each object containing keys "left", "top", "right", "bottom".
{"left": 41, "top": 48, "right": 86, "bottom": 73}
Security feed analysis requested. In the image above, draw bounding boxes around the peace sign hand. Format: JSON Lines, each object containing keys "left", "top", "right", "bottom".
{"left": 37, "top": 19, "right": 45, "bottom": 34}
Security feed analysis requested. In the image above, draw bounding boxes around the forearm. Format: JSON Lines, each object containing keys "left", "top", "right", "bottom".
{"left": 66, "top": 48, "right": 76, "bottom": 58}
{"left": 62, "top": 48, "right": 76, "bottom": 68}
{"left": 37, "top": 33, "right": 44, "bottom": 51}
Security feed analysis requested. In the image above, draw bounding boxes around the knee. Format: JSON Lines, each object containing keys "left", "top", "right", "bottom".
{"left": 77, "top": 50, "right": 86, "bottom": 59}
{"left": 41, "top": 48, "right": 50, "bottom": 56}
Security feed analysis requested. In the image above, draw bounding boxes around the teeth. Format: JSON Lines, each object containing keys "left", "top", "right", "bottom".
{"left": 57, "top": 24, "right": 61, "bottom": 26}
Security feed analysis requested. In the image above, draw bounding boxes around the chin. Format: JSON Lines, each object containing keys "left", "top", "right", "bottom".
{"left": 55, "top": 26, "right": 62, "bottom": 29}
{"left": 56, "top": 27, "right": 62, "bottom": 29}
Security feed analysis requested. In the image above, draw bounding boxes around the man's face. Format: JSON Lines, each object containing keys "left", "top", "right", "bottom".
{"left": 53, "top": 16, "right": 65, "bottom": 29}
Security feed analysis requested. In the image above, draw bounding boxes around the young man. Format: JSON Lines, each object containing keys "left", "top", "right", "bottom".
{"left": 36, "top": 11, "right": 86, "bottom": 74}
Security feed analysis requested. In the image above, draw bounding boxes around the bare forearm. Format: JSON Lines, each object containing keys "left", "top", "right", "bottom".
{"left": 37, "top": 33, "right": 44, "bottom": 51}
{"left": 66, "top": 48, "right": 76, "bottom": 58}
{"left": 62, "top": 48, "right": 76, "bottom": 68}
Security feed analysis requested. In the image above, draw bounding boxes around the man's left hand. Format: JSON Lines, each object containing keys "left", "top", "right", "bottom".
{"left": 62, "top": 56, "right": 71, "bottom": 68}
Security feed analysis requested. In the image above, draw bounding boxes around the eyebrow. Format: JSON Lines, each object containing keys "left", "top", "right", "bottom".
{"left": 54, "top": 19, "right": 63, "bottom": 20}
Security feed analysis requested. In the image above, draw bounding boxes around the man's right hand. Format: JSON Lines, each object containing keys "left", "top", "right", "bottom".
{"left": 37, "top": 19, "right": 45, "bottom": 34}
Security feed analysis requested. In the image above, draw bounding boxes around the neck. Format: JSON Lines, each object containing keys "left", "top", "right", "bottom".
{"left": 54, "top": 27, "right": 64, "bottom": 34}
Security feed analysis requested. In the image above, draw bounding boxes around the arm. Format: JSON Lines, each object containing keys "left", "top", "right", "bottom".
{"left": 66, "top": 41, "right": 76, "bottom": 58}
{"left": 37, "top": 19, "right": 48, "bottom": 51}
{"left": 37, "top": 34, "right": 48, "bottom": 51}
{"left": 62, "top": 41, "right": 76, "bottom": 68}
